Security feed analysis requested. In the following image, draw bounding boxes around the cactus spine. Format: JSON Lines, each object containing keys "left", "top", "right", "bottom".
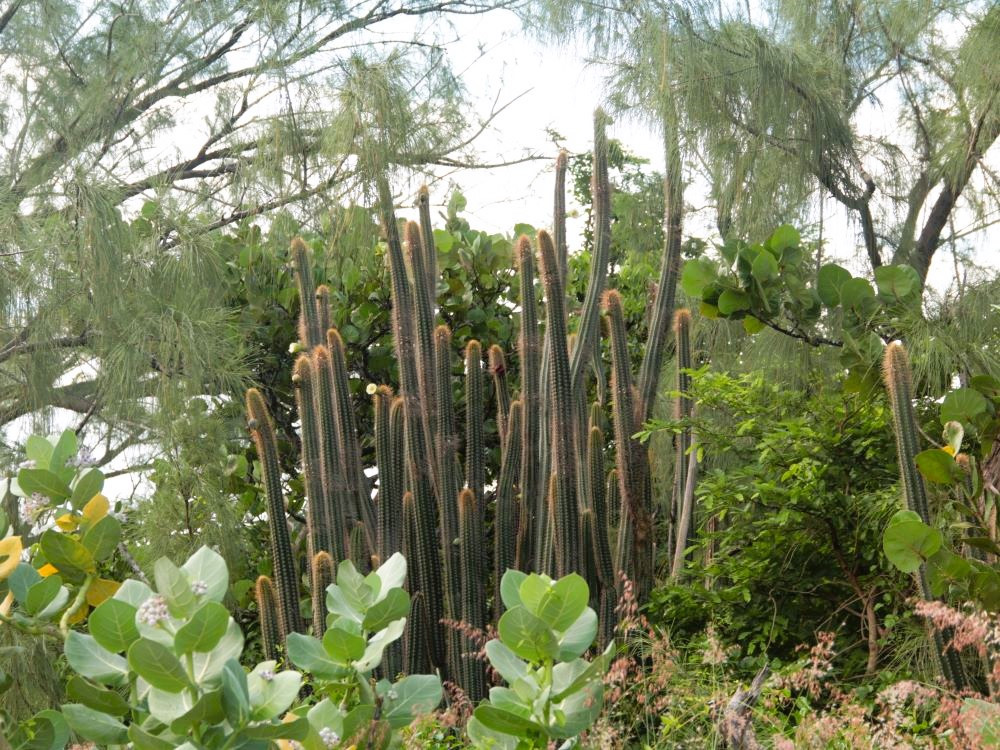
{"left": 883, "top": 342, "right": 967, "bottom": 689}
{"left": 255, "top": 576, "right": 281, "bottom": 660}
{"left": 246, "top": 388, "right": 304, "bottom": 639}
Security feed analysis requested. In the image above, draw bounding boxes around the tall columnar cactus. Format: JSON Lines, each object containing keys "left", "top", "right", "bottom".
{"left": 588, "top": 418, "right": 616, "bottom": 647}
{"left": 293, "top": 354, "right": 330, "bottom": 560}
{"left": 311, "top": 345, "right": 349, "bottom": 559}
{"left": 246, "top": 388, "right": 304, "bottom": 640}
{"left": 374, "top": 387, "right": 403, "bottom": 564}
{"left": 494, "top": 400, "right": 522, "bottom": 618}
{"left": 316, "top": 284, "right": 332, "bottom": 337}
{"left": 465, "top": 340, "right": 485, "bottom": 510}
{"left": 516, "top": 235, "right": 542, "bottom": 571}
{"left": 883, "top": 342, "right": 967, "bottom": 690}
{"left": 605, "top": 291, "right": 654, "bottom": 599}
{"left": 537, "top": 229, "right": 582, "bottom": 578}
{"left": 458, "top": 488, "right": 487, "bottom": 702}
{"left": 255, "top": 575, "right": 281, "bottom": 660}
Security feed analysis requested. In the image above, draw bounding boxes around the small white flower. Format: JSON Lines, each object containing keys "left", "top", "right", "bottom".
{"left": 190, "top": 580, "right": 208, "bottom": 596}
{"left": 289, "top": 341, "right": 303, "bottom": 354}
{"left": 319, "top": 727, "right": 340, "bottom": 748}
{"left": 137, "top": 596, "right": 170, "bottom": 626}
{"left": 365, "top": 383, "right": 378, "bottom": 395}
{"left": 386, "top": 688, "right": 398, "bottom": 700}
{"left": 19, "top": 492, "right": 46, "bottom": 523}
{"left": 258, "top": 668, "right": 275, "bottom": 682}
{"left": 69, "top": 449, "right": 96, "bottom": 468}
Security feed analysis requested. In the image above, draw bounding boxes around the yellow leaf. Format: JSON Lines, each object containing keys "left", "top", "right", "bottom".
{"left": 67, "top": 603, "right": 90, "bottom": 625}
{"left": 38, "top": 563, "right": 58, "bottom": 577}
{"left": 0, "top": 536, "right": 22, "bottom": 580}
{"left": 55, "top": 513, "right": 79, "bottom": 531}
{"left": 942, "top": 445, "right": 956, "bottom": 456}
{"left": 82, "top": 494, "right": 109, "bottom": 525}
{"left": 0, "top": 591, "right": 13, "bottom": 617}
{"left": 86, "top": 578, "right": 121, "bottom": 607}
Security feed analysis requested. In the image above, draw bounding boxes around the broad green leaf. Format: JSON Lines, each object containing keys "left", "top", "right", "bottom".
{"left": 537, "top": 574, "right": 589, "bottom": 631}
{"left": 941, "top": 388, "right": 990, "bottom": 426}
{"left": 466, "top": 715, "right": 522, "bottom": 750}
{"left": 25, "top": 435, "right": 55, "bottom": 468}
{"left": 174, "top": 601, "right": 229, "bottom": 654}
{"left": 128, "top": 638, "right": 189, "bottom": 693}
{"left": 25, "top": 576, "right": 62, "bottom": 616}
{"left": 362, "top": 587, "right": 409, "bottom": 632}
{"left": 883, "top": 510, "right": 942, "bottom": 573}
{"left": 146, "top": 687, "right": 195, "bottom": 724}
{"left": 64, "top": 632, "right": 128, "bottom": 686}
{"left": 82, "top": 515, "right": 121, "bottom": 562}
{"left": 356, "top": 618, "right": 406, "bottom": 671}
{"left": 247, "top": 662, "right": 301, "bottom": 720}
{"left": 499, "top": 569, "right": 527, "bottom": 610}
{"left": 128, "top": 724, "right": 176, "bottom": 750}
{"left": 190, "top": 619, "right": 244, "bottom": 685}
{"left": 498, "top": 606, "right": 558, "bottom": 662}
{"left": 17, "top": 469, "right": 71, "bottom": 501}
{"left": 485, "top": 640, "right": 529, "bottom": 684}
{"left": 61, "top": 703, "right": 128, "bottom": 745}
{"left": 39, "top": 530, "right": 94, "bottom": 581}
{"left": 381, "top": 674, "right": 442, "bottom": 728}
{"left": 680, "top": 258, "right": 717, "bottom": 298}
{"left": 874, "top": 264, "right": 919, "bottom": 300}
{"left": 180, "top": 546, "right": 228, "bottom": 603}
{"left": 49, "top": 431, "right": 78, "bottom": 471}
{"left": 555, "top": 607, "right": 598, "bottom": 661}
{"left": 221, "top": 658, "right": 250, "bottom": 725}
{"left": 816, "top": 263, "right": 852, "bottom": 306}
{"left": 473, "top": 704, "right": 540, "bottom": 735}
{"left": 8, "top": 562, "right": 41, "bottom": 603}
{"left": 70, "top": 469, "right": 105, "bottom": 510}
{"left": 113, "top": 579, "right": 154, "bottom": 608}
{"left": 240, "top": 717, "right": 310, "bottom": 740}
{"left": 323, "top": 623, "right": 366, "bottom": 663}
{"left": 286, "top": 633, "right": 344, "bottom": 681}
{"left": 373, "top": 552, "right": 406, "bottom": 595}
{"left": 89, "top": 599, "right": 140, "bottom": 653}
{"left": 66, "top": 676, "right": 129, "bottom": 716}
{"left": 768, "top": 224, "right": 800, "bottom": 252}
{"left": 927, "top": 548, "right": 974, "bottom": 597}
{"left": 750, "top": 251, "right": 778, "bottom": 282}
{"left": 170, "top": 690, "right": 225, "bottom": 734}
{"left": 840, "top": 277, "right": 876, "bottom": 311}
{"left": 154, "top": 557, "right": 197, "bottom": 617}
{"left": 716, "top": 289, "right": 749, "bottom": 315}
{"left": 915, "top": 449, "right": 962, "bottom": 485}
{"left": 552, "top": 641, "right": 615, "bottom": 702}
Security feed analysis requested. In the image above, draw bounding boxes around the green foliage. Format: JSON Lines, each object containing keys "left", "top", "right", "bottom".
{"left": 466, "top": 570, "right": 614, "bottom": 749}
{"left": 643, "top": 371, "right": 907, "bottom": 668}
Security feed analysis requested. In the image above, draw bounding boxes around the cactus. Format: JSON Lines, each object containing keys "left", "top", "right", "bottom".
{"left": 537, "top": 230, "right": 581, "bottom": 579}
{"left": 293, "top": 354, "right": 330, "bottom": 560}
{"left": 488, "top": 345, "right": 511, "bottom": 450}
{"left": 310, "top": 551, "right": 334, "bottom": 636}
{"left": 458, "top": 488, "right": 487, "bottom": 702}
{"left": 606, "top": 291, "right": 654, "bottom": 598}
{"left": 883, "top": 342, "right": 967, "bottom": 690}
{"left": 246, "top": 388, "right": 304, "bottom": 640}
{"left": 495, "top": 400, "right": 523, "bottom": 617}
{"left": 291, "top": 237, "right": 323, "bottom": 349}
{"left": 516, "top": 235, "right": 543, "bottom": 571}
{"left": 247, "top": 121, "right": 688, "bottom": 694}
{"left": 255, "top": 576, "right": 281, "bottom": 660}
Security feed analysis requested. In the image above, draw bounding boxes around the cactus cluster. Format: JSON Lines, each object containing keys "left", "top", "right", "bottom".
{"left": 247, "top": 110, "right": 684, "bottom": 698}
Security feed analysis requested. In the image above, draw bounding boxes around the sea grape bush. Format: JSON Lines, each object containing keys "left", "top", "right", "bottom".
{"left": 466, "top": 570, "right": 614, "bottom": 749}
